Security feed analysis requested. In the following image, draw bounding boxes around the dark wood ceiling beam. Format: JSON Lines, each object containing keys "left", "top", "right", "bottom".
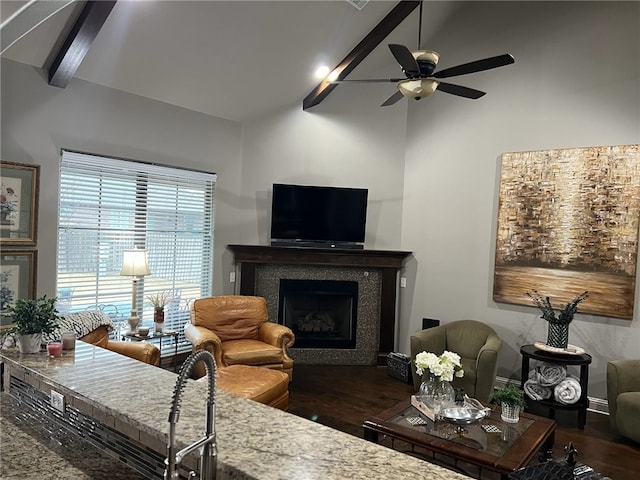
{"left": 302, "top": 0, "right": 420, "bottom": 111}
{"left": 48, "top": 0, "right": 117, "bottom": 88}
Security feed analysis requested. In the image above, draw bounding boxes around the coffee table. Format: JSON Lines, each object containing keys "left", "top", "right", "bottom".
{"left": 363, "top": 399, "right": 556, "bottom": 480}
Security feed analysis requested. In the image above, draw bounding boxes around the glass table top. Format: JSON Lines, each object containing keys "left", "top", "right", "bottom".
{"left": 388, "top": 405, "right": 535, "bottom": 457}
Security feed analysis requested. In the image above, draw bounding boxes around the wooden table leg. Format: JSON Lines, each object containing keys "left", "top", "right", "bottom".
{"left": 363, "top": 428, "right": 379, "bottom": 443}
{"left": 539, "top": 429, "right": 555, "bottom": 462}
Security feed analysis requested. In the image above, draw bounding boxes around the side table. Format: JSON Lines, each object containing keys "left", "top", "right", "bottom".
{"left": 520, "top": 344, "right": 591, "bottom": 429}
{"left": 123, "top": 330, "right": 179, "bottom": 371}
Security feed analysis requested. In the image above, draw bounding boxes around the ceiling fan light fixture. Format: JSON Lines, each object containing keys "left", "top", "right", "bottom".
{"left": 397, "top": 79, "right": 439, "bottom": 99}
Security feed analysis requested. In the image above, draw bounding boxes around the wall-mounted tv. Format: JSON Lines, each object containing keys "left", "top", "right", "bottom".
{"left": 270, "top": 183, "right": 368, "bottom": 249}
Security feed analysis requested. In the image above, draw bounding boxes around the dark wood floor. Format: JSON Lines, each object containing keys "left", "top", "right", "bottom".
{"left": 287, "top": 365, "right": 640, "bottom": 479}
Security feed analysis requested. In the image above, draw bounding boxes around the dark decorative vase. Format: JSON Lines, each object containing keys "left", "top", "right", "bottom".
{"left": 547, "top": 322, "right": 569, "bottom": 349}
{"left": 154, "top": 307, "right": 165, "bottom": 333}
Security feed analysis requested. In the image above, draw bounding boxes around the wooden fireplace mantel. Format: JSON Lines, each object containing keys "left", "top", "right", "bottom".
{"left": 227, "top": 245, "right": 412, "bottom": 364}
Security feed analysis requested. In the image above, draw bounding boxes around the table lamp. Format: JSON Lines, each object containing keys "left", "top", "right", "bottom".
{"left": 120, "top": 248, "right": 151, "bottom": 334}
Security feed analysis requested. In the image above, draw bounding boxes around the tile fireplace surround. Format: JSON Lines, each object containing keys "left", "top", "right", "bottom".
{"left": 228, "top": 245, "right": 411, "bottom": 366}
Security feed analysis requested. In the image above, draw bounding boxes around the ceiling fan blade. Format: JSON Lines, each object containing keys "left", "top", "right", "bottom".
{"left": 436, "top": 82, "right": 486, "bottom": 99}
{"left": 331, "top": 78, "right": 405, "bottom": 84}
{"left": 388, "top": 44, "right": 420, "bottom": 76}
{"left": 433, "top": 54, "right": 515, "bottom": 79}
{"left": 381, "top": 91, "right": 404, "bottom": 107}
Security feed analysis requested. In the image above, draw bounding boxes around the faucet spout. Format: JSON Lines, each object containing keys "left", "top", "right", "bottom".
{"left": 165, "top": 350, "right": 217, "bottom": 480}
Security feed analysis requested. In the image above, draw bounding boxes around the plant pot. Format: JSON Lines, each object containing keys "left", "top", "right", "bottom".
{"left": 17, "top": 333, "right": 42, "bottom": 353}
{"left": 501, "top": 404, "right": 521, "bottom": 423}
{"left": 547, "top": 322, "right": 569, "bottom": 349}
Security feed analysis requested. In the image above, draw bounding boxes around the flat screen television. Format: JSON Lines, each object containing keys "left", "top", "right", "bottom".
{"left": 270, "top": 183, "right": 368, "bottom": 249}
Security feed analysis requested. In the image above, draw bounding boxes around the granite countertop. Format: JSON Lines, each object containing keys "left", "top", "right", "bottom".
{"left": 1, "top": 342, "right": 471, "bottom": 480}
{"left": 1, "top": 392, "right": 147, "bottom": 480}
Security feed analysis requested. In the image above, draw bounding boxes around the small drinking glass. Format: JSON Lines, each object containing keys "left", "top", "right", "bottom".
{"left": 47, "top": 341, "right": 63, "bottom": 357}
{"left": 62, "top": 332, "right": 76, "bottom": 350}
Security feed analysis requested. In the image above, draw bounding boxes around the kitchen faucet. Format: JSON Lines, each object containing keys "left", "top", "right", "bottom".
{"left": 165, "top": 350, "right": 217, "bottom": 480}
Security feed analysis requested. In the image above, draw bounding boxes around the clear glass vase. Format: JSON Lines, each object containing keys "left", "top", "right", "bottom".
{"left": 418, "top": 374, "right": 456, "bottom": 414}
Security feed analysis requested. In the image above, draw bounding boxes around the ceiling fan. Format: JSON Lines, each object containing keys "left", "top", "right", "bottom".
{"left": 330, "top": 3, "right": 515, "bottom": 106}
{"left": 333, "top": 44, "right": 514, "bottom": 107}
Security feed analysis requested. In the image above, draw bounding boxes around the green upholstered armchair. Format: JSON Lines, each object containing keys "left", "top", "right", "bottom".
{"left": 607, "top": 359, "right": 640, "bottom": 443}
{"left": 410, "top": 319, "right": 502, "bottom": 402}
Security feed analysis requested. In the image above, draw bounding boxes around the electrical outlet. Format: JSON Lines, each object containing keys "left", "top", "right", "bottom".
{"left": 400, "top": 277, "right": 407, "bottom": 288}
{"left": 229, "top": 272, "right": 236, "bottom": 283}
{"left": 50, "top": 390, "right": 65, "bottom": 413}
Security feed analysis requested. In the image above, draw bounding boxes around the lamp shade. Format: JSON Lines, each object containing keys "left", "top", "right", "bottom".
{"left": 120, "top": 249, "right": 151, "bottom": 277}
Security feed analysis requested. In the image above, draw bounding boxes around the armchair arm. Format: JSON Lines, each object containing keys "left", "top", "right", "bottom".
{"left": 607, "top": 359, "right": 640, "bottom": 431}
{"left": 106, "top": 340, "right": 160, "bottom": 366}
{"left": 184, "top": 323, "right": 225, "bottom": 367}
{"left": 258, "top": 322, "right": 295, "bottom": 350}
{"left": 474, "top": 335, "right": 502, "bottom": 402}
{"left": 608, "top": 359, "right": 640, "bottom": 394}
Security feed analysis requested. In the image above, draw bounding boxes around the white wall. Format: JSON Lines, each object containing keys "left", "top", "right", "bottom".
{"left": 239, "top": 86, "right": 409, "bottom": 251}
{"left": 1, "top": 59, "right": 243, "bottom": 297}
{"left": 400, "top": 1, "right": 640, "bottom": 400}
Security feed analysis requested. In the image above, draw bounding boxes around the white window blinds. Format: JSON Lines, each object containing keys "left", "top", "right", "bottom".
{"left": 57, "top": 150, "right": 216, "bottom": 352}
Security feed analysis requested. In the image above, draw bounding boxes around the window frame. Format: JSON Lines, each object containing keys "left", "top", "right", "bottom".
{"left": 56, "top": 150, "right": 216, "bottom": 354}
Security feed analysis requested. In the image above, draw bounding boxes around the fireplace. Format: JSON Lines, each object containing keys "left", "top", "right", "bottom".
{"left": 228, "top": 245, "right": 412, "bottom": 365}
{"left": 278, "top": 279, "right": 357, "bottom": 349}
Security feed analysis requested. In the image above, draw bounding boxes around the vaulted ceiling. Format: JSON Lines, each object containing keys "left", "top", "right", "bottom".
{"left": 1, "top": 1, "right": 461, "bottom": 122}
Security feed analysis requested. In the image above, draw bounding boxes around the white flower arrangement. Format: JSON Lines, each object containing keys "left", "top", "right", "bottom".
{"left": 414, "top": 350, "right": 464, "bottom": 382}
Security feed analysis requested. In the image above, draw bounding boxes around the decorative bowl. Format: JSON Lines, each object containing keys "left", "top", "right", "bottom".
{"left": 137, "top": 327, "right": 150, "bottom": 337}
{"left": 440, "top": 407, "right": 489, "bottom": 425}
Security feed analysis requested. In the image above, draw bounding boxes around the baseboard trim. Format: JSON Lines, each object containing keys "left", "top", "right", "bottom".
{"left": 495, "top": 376, "right": 609, "bottom": 415}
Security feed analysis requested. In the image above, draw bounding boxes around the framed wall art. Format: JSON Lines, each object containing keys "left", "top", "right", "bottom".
{"left": 493, "top": 144, "right": 640, "bottom": 319}
{"left": 1, "top": 160, "right": 40, "bottom": 245}
{"left": 0, "top": 250, "right": 37, "bottom": 325}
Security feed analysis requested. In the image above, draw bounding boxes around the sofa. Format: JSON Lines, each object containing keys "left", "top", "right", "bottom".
{"left": 46, "top": 311, "right": 160, "bottom": 366}
{"left": 607, "top": 359, "right": 640, "bottom": 443}
{"left": 81, "top": 324, "right": 160, "bottom": 366}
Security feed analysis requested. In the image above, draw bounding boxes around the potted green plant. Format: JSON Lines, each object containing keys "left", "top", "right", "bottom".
{"left": 491, "top": 382, "right": 526, "bottom": 423}
{"left": 6, "top": 295, "right": 60, "bottom": 353}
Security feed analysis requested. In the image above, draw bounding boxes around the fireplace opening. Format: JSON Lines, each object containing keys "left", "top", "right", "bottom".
{"left": 278, "top": 279, "right": 358, "bottom": 349}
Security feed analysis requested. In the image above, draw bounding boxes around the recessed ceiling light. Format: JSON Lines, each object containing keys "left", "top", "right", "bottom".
{"left": 315, "top": 65, "right": 330, "bottom": 79}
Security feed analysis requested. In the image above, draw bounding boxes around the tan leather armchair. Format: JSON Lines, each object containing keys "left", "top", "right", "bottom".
{"left": 81, "top": 325, "right": 160, "bottom": 366}
{"left": 410, "top": 319, "right": 502, "bottom": 402}
{"left": 184, "top": 295, "right": 295, "bottom": 380}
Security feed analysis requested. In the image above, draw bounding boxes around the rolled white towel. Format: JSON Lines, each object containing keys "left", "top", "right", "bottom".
{"left": 524, "top": 379, "right": 552, "bottom": 401}
{"left": 536, "top": 363, "right": 567, "bottom": 386}
{"left": 554, "top": 376, "right": 582, "bottom": 405}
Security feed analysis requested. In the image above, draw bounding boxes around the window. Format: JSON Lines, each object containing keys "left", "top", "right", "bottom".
{"left": 57, "top": 150, "right": 216, "bottom": 353}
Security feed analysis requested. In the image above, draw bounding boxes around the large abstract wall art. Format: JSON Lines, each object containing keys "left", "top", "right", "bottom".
{"left": 493, "top": 144, "right": 640, "bottom": 319}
